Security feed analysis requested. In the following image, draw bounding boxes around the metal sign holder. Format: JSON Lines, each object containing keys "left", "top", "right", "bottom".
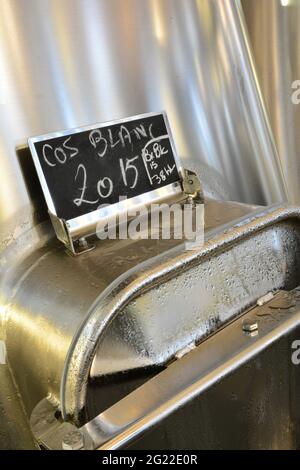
{"left": 28, "top": 112, "right": 202, "bottom": 256}
{"left": 47, "top": 168, "right": 202, "bottom": 256}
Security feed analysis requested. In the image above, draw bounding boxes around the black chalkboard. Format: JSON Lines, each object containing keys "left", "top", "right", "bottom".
{"left": 29, "top": 112, "right": 180, "bottom": 221}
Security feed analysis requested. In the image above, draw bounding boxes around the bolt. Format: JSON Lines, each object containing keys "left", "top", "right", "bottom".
{"left": 242, "top": 319, "right": 258, "bottom": 333}
{"left": 62, "top": 430, "right": 84, "bottom": 450}
{"left": 78, "top": 237, "right": 88, "bottom": 249}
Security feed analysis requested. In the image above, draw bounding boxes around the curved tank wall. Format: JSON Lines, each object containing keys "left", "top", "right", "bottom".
{"left": 0, "top": 0, "right": 286, "bottom": 250}
{"left": 243, "top": 0, "right": 300, "bottom": 204}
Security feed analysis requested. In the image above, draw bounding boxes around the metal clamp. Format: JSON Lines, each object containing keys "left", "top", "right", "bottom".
{"left": 182, "top": 169, "right": 203, "bottom": 205}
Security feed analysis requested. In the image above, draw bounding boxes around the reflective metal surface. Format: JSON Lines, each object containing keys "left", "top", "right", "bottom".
{"left": 90, "top": 213, "right": 299, "bottom": 378}
{"left": 0, "top": 199, "right": 257, "bottom": 422}
{"left": 31, "top": 289, "right": 300, "bottom": 450}
{"left": 0, "top": 363, "right": 37, "bottom": 449}
{"left": 243, "top": 0, "right": 300, "bottom": 204}
{"left": 88, "top": 289, "right": 300, "bottom": 450}
{"left": 0, "top": 0, "right": 298, "bottom": 450}
{"left": 0, "top": 0, "right": 287, "bottom": 252}
{"left": 3, "top": 198, "right": 300, "bottom": 426}
{"left": 81, "top": 203, "right": 300, "bottom": 423}
{"left": 3, "top": 197, "right": 300, "bottom": 445}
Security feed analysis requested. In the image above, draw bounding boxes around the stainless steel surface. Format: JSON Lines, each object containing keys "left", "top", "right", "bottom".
{"left": 52, "top": 181, "right": 183, "bottom": 253}
{"left": 91, "top": 289, "right": 300, "bottom": 450}
{"left": 0, "top": 0, "right": 298, "bottom": 449}
{"left": 4, "top": 197, "right": 300, "bottom": 448}
{"left": 0, "top": 199, "right": 258, "bottom": 424}
{"left": 0, "top": 363, "right": 37, "bottom": 449}
{"left": 30, "top": 289, "right": 300, "bottom": 450}
{"left": 127, "top": 320, "right": 300, "bottom": 450}
{"left": 90, "top": 205, "right": 297, "bottom": 379}
{"left": 61, "top": 430, "right": 84, "bottom": 451}
{"left": 28, "top": 111, "right": 184, "bottom": 246}
{"left": 242, "top": 0, "right": 300, "bottom": 204}
{"left": 62, "top": 203, "right": 300, "bottom": 422}
{"left": 3, "top": 198, "right": 300, "bottom": 427}
{"left": 242, "top": 319, "right": 258, "bottom": 332}
{"left": 0, "top": 0, "right": 287, "bottom": 253}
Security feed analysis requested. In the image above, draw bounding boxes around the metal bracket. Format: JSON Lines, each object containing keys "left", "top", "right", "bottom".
{"left": 182, "top": 169, "right": 204, "bottom": 204}
{"left": 49, "top": 212, "right": 95, "bottom": 256}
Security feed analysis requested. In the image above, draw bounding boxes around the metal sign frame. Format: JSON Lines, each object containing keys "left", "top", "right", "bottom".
{"left": 28, "top": 112, "right": 183, "bottom": 255}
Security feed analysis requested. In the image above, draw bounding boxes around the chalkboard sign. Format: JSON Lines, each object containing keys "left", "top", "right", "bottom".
{"left": 28, "top": 112, "right": 181, "bottom": 222}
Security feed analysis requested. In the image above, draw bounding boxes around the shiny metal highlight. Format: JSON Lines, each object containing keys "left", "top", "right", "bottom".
{"left": 0, "top": 0, "right": 287, "bottom": 252}
{"left": 243, "top": 0, "right": 300, "bottom": 204}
